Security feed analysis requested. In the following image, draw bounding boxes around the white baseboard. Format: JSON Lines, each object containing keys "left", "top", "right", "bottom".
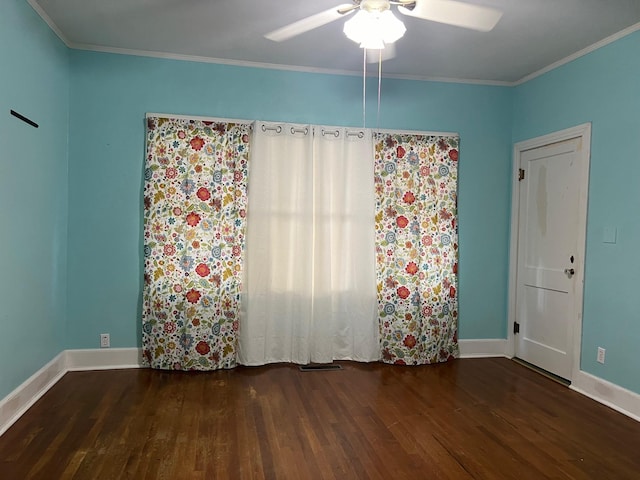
{"left": 0, "top": 348, "right": 143, "bottom": 437}
{"left": 571, "top": 370, "right": 640, "bottom": 422}
{"left": 0, "top": 352, "right": 67, "bottom": 437}
{"left": 3, "top": 345, "right": 638, "bottom": 437}
{"left": 458, "top": 339, "right": 508, "bottom": 358}
{"left": 66, "top": 347, "right": 143, "bottom": 371}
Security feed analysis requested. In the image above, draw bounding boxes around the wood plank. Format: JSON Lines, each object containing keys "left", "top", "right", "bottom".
{"left": 0, "top": 359, "right": 638, "bottom": 479}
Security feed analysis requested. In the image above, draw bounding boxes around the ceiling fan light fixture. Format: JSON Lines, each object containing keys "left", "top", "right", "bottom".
{"left": 343, "top": 9, "right": 406, "bottom": 49}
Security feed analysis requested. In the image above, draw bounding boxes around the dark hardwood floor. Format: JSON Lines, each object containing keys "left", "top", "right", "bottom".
{"left": 0, "top": 358, "right": 638, "bottom": 479}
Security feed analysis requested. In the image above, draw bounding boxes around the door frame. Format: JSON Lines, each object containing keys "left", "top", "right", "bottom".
{"left": 507, "top": 123, "right": 591, "bottom": 382}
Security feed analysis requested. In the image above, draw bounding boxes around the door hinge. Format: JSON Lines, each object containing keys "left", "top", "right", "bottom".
{"left": 518, "top": 168, "right": 525, "bottom": 181}
{"left": 513, "top": 321, "right": 520, "bottom": 334}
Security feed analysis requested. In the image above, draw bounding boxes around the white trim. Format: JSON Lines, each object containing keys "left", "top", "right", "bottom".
{"left": 65, "top": 348, "right": 143, "bottom": 372}
{"left": 514, "top": 22, "right": 640, "bottom": 85}
{"left": 23, "top": 1, "right": 508, "bottom": 85}
{"left": 515, "top": 124, "right": 592, "bottom": 152}
{"left": 46, "top": 24, "right": 640, "bottom": 87}
{"left": 0, "top": 352, "right": 67, "bottom": 437}
{"left": 506, "top": 142, "right": 520, "bottom": 359}
{"left": 25, "top": 0, "right": 640, "bottom": 87}
{"left": 1, "top": 347, "right": 637, "bottom": 437}
{"left": 458, "top": 339, "right": 508, "bottom": 358}
{"left": 0, "top": 349, "right": 143, "bottom": 437}
{"left": 26, "top": 0, "right": 72, "bottom": 47}
{"left": 72, "top": 43, "right": 370, "bottom": 79}
{"left": 63, "top": 43, "right": 513, "bottom": 86}
{"left": 373, "top": 73, "right": 509, "bottom": 86}
{"left": 508, "top": 123, "right": 592, "bottom": 383}
{"left": 571, "top": 370, "right": 640, "bottom": 422}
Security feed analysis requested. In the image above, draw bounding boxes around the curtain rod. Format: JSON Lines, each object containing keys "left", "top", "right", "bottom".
{"left": 374, "top": 128, "right": 459, "bottom": 137}
{"left": 146, "top": 113, "right": 458, "bottom": 138}
{"left": 146, "top": 112, "right": 253, "bottom": 125}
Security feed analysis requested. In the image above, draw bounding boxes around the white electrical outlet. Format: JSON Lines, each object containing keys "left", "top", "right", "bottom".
{"left": 100, "top": 333, "right": 110, "bottom": 348}
{"left": 597, "top": 347, "right": 605, "bottom": 364}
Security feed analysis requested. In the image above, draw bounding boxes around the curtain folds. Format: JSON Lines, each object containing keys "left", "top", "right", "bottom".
{"left": 141, "top": 116, "right": 459, "bottom": 371}
{"left": 238, "top": 123, "right": 379, "bottom": 365}
{"left": 142, "top": 117, "right": 251, "bottom": 370}
{"left": 374, "top": 133, "right": 460, "bottom": 365}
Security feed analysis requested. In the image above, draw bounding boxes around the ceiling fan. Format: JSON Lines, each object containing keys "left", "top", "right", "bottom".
{"left": 265, "top": 0, "right": 503, "bottom": 50}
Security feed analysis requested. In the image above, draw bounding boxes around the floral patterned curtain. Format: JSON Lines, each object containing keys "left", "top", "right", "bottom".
{"left": 142, "top": 116, "right": 251, "bottom": 370}
{"left": 374, "top": 133, "right": 460, "bottom": 365}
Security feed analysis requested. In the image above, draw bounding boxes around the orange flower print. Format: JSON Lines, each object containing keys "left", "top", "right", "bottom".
{"left": 403, "top": 191, "right": 415, "bottom": 205}
{"left": 186, "top": 288, "right": 201, "bottom": 304}
{"left": 186, "top": 212, "right": 201, "bottom": 227}
{"left": 195, "top": 263, "right": 210, "bottom": 277}
{"left": 405, "top": 262, "right": 418, "bottom": 275}
{"left": 397, "top": 286, "right": 410, "bottom": 299}
{"left": 197, "top": 187, "right": 211, "bottom": 201}
{"left": 190, "top": 136, "right": 205, "bottom": 151}
{"left": 403, "top": 335, "right": 417, "bottom": 349}
{"left": 195, "top": 341, "right": 210, "bottom": 355}
{"left": 396, "top": 216, "right": 409, "bottom": 228}
{"left": 396, "top": 145, "right": 406, "bottom": 158}
{"left": 449, "top": 149, "right": 459, "bottom": 161}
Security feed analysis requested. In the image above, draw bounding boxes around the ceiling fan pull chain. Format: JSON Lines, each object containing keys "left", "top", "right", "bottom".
{"left": 377, "top": 48, "right": 382, "bottom": 130}
{"left": 363, "top": 47, "right": 367, "bottom": 128}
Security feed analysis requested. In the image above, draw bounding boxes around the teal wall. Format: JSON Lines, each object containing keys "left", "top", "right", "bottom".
{"left": 513, "top": 31, "right": 640, "bottom": 394}
{"left": 8, "top": 0, "right": 638, "bottom": 404}
{"left": 0, "top": 0, "right": 69, "bottom": 399}
{"left": 66, "top": 51, "right": 513, "bottom": 349}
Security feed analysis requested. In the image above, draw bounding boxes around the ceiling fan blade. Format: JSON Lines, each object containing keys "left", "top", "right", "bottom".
{"left": 265, "top": 4, "right": 357, "bottom": 42}
{"left": 366, "top": 43, "right": 397, "bottom": 63}
{"left": 398, "top": 0, "right": 503, "bottom": 32}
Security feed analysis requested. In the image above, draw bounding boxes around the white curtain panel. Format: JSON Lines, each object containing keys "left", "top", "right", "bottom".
{"left": 311, "top": 127, "right": 378, "bottom": 362}
{"left": 239, "top": 123, "right": 379, "bottom": 365}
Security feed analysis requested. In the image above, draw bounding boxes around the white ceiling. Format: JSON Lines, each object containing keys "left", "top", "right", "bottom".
{"left": 31, "top": 0, "right": 640, "bottom": 84}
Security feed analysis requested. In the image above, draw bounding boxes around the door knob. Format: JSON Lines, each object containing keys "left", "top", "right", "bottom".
{"left": 564, "top": 268, "right": 575, "bottom": 276}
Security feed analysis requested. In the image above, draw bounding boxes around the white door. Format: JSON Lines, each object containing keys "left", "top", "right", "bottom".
{"left": 513, "top": 126, "right": 590, "bottom": 381}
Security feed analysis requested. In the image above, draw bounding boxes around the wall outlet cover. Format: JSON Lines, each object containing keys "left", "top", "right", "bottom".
{"left": 597, "top": 347, "right": 606, "bottom": 364}
{"left": 602, "top": 226, "right": 617, "bottom": 244}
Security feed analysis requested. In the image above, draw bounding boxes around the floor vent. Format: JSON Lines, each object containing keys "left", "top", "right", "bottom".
{"left": 298, "top": 364, "right": 343, "bottom": 372}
